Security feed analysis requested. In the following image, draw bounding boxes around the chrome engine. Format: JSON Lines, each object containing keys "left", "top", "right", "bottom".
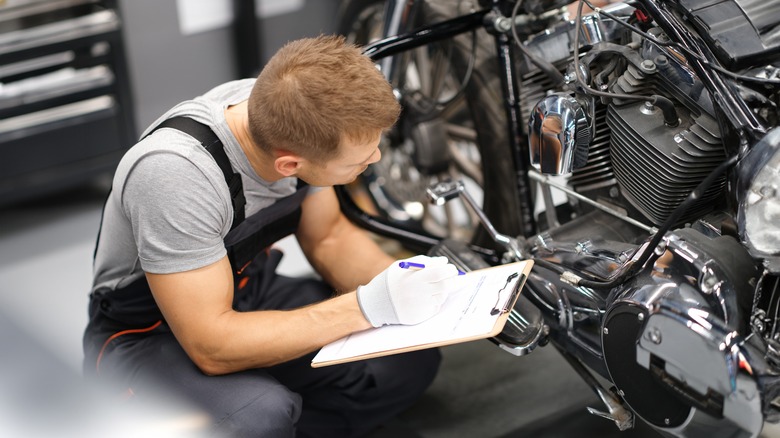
{"left": 523, "top": 4, "right": 733, "bottom": 228}
{"left": 603, "top": 226, "right": 764, "bottom": 434}
{"left": 515, "top": 2, "right": 780, "bottom": 436}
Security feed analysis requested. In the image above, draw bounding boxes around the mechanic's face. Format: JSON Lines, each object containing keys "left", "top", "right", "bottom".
{"left": 299, "top": 132, "right": 383, "bottom": 186}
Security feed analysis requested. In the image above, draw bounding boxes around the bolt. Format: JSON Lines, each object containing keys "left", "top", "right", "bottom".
{"left": 646, "top": 327, "right": 662, "bottom": 344}
{"left": 640, "top": 59, "right": 656, "bottom": 73}
{"left": 617, "top": 389, "right": 625, "bottom": 397}
{"left": 637, "top": 313, "right": 645, "bottom": 322}
{"left": 494, "top": 17, "right": 512, "bottom": 33}
{"left": 665, "top": 418, "right": 670, "bottom": 425}
{"left": 603, "top": 327, "right": 609, "bottom": 335}
{"left": 609, "top": 186, "right": 620, "bottom": 198}
{"left": 640, "top": 100, "right": 659, "bottom": 116}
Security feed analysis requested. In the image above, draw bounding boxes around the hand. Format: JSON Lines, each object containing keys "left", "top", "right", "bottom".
{"left": 356, "top": 255, "right": 460, "bottom": 327}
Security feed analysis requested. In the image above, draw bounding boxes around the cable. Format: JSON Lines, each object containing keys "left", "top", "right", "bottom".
{"left": 510, "top": 0, "right": 566, "bottom": 86}
{"left": 572, "top": 0, "right": 652, "bottom": 102}
{"left": 580, "top": 0, "right": 780, "bottom": 86}
{"left": 571, "top": 1, "right": 679, "bottom": 125}
{"left": 550, "top": 154, "right": 739, "bottom": 289}
{"left": 435, "top": 26, "right": 478, "bottom": 109}
{"left": 594, "top": 56, "right": 619, "bottom": 88}
{"left": 531, "top": 2, "right": 757, "bottom": 287}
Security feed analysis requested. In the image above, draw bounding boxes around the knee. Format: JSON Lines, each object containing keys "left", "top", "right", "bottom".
{"left": 371, "top": 348, "right": 442, "bottom": 399}
{"left": 404, "top": 348, "right": 442, "bottom": 392}
{"left": 214, "top": 384, "right": 302, "bottom": 438}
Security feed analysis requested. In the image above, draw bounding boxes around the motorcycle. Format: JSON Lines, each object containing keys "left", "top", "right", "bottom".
{"left": 335, "top": 0, "right": 780, "bottom": 436}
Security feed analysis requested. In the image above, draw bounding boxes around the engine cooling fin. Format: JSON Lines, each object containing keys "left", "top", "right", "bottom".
{"left": 607, "top": 102, "right": 726, "bottom": 226}
{"left": 520, "top": 68, "right": 561, "bottom": 135}
{"left": 569, "top": 105, "right": 615, "bottom": 192}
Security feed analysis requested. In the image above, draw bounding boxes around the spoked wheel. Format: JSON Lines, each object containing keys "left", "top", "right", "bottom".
{"left": 337, "top": 0, "right": 526, "bottom": 250}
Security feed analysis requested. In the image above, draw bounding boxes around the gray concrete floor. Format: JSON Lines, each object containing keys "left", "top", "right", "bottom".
{"left": 1, "top": 182, "right": 778, "bottom": 438}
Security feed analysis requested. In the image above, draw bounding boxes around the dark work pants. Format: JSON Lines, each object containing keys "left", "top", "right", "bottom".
{"left": 85, "top": 251, "right": 441, "bottom": 438}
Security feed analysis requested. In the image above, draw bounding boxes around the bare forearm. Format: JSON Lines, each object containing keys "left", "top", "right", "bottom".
{"left": 148, "top": 257, "right": 371, "bottom": 375}
{"left": 193, "top": 292, "right": 371, "bottom": 374}
{"left": 296, "top": 189, "right": 395, "bottom": 292}
{"left": 304, "top": 227, "right": 394, "bottom": 293}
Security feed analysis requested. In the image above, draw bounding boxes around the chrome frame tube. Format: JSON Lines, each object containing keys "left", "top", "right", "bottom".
{"left": 529, "top": 170, "right": 657, "bottom": 234}
{"left": 379, "top": 0, "right": 418, "bottom": 84}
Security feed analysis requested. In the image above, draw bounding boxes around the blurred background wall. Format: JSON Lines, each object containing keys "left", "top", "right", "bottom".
{"left": 120, "top": 0, "right": 340, "bottom": 132}
{"left": 0, "top": 0, "right": 341, "bottom": 208}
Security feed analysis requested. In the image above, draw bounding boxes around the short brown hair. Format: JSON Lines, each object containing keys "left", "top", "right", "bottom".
{"left": 247, "top": 35, "right": 400, "bottom": 161}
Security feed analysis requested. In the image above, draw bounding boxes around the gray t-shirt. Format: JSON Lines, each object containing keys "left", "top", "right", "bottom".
{"left": 92, "top": 79, "right": 311, "bottom": 294}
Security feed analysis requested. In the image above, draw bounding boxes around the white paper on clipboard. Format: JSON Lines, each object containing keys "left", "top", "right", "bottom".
{"left": 312, "top": 260, "right": 533, "bottom": 367}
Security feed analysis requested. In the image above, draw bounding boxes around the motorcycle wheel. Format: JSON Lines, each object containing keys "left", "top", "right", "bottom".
{"left": 336, "top": 0, "right": 526, "bottom": 250}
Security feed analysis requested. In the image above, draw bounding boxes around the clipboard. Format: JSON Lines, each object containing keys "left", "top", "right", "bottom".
{"left": 311, "top": 260, "right": 534, "bottom": 368}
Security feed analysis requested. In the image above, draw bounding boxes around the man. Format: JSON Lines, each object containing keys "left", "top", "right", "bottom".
{"left": 84, "top": 35, "right": 459, "bottom": 437}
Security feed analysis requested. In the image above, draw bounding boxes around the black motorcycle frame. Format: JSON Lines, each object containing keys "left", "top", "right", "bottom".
{"left": 335, "top": 0, "right": 772, "bottom": 251}
{"left": 334, "top": 0, "right": 537, "bottom": 257}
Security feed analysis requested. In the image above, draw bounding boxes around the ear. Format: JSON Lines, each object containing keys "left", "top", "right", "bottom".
{"left": 274, "top": 153, "right": 303, "bottom": 177}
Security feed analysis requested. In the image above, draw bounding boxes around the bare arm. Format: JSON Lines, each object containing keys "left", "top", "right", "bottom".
{"left": 146, "top": 187, "right": 390, "bottom": 375}
{"left": 146, "top": 256, "right": 371, "bottom": 375}
{"left": 295, "top": 187, "right": 395, "bottom": 293}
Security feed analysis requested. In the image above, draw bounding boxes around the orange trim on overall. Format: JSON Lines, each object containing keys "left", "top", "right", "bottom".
{"left": 96, "top": 320, "right": 162, "bottom": 374}
{"left": 235, "top": 246, "right": 273, "bottom": 276}
{"left": 236, "top": 260, "right": 252, "bottom": 275}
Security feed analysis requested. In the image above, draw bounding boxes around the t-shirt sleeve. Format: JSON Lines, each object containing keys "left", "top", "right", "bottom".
{"left": 121, "top": 151, "right": 230, "bottom": 274}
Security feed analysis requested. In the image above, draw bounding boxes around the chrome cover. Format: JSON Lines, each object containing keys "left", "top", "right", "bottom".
{"left": 737, "top": 127, "right": 780, "bottom": 273}
{"left": 636, "top": 304, "right": 763, "bottom": 437}
{"left": 603, "top": 228, "right": 763, "bottom": 437}
{"left": 528, "top": 93, "right": 590, "bottom": 175}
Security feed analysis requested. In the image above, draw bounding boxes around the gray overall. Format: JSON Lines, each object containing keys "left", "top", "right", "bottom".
{"left": 83, "top": 117, "right": 440, "bottom": 438}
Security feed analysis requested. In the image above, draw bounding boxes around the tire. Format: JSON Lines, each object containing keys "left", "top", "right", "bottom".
{"left": 336, "top": 0, "right": 526, "bottom": 251}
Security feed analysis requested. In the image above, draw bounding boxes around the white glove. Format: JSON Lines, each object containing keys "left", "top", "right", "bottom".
{"left": 357, "top": 255, "right": 460, "bottom": 327}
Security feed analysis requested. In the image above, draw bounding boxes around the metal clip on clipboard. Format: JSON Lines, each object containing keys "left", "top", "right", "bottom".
{"left": 492, "top": 271, "right": 547, "bottom": 357}
{"left": 428, "top": 239, "right": 546, "bottom": 357}
{"left": 500, "top": 273, "right": 525, "bottom": 315}
{"left": 490, "top": 272, "right": 523, "bottom": 316}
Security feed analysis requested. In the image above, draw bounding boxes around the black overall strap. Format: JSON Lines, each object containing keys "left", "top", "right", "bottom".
{"left": 225, "top": 184, "right": 309, "bottom": 274}
{"left": 152, "top": 116, "right": 246, "bottom": 229}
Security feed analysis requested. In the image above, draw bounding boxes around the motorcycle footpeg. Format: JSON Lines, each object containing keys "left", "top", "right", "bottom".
{"left": 428, "top": 239, "right": 547, "bottom": 356}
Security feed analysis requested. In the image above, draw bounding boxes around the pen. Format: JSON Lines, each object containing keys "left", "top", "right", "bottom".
{"left": 398, "top": 261, "right": 466, "bottom": 275}
{"left": 398, "top": 261, "right": 426, "bottom": 269}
